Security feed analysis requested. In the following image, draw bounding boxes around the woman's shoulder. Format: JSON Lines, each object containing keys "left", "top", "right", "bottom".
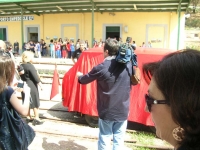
{"left": 21, "top": 63, "right": 34, "bottom": 68}
{"left": 0, "top": 87, "right": 15, "bottom": 103}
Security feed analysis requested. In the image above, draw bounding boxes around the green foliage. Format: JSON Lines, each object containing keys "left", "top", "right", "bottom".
{"left": 132, "top": 147, "right": 156, "bottom": 150}
{"left": 131, "top": 132, "right": 156, "bottom": 145}
{"left": 126, "top": 131, "right": 171, "bottom": 150}
{"left": 185, "top": 43, "right": 200, "bottom": 51}
{"left": 185, "top": 18, "right": 200, "bottom": 28}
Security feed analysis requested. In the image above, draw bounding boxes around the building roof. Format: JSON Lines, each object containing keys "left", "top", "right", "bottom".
{"left": 0, "top": 0, "right": 190, "bottom": 16}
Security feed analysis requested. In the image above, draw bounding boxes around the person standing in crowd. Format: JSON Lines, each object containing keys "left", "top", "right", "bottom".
{"left": 132, "top": 41, "right": 137, "bottom": 48}
{"left": 29, "top": 40, "right": 35, "bottom": 53}
{"left": 93, "top": 41, "right": 98, "bottom": 48}
{"left": 35, "top": 41, "right": 41, "bottom": 58}
{"left": 20, "top": 51, "right": 43, "bottom": 125}
{"left": 143, "top": 49, "right": 200, "bottom": 150}
{"left": 41, "top": 40, "right": 47, "bottom": 57}
{"left": 49, "top": 39, "right": 55, "bottom": 58}
{"left": 13, "top": 40, "right": 19, "bottom": 55}
{"left": 85, "top": 40, "right": 89, "bottom": 49}
{"left": 58, "top": 38, "right": 63, "bottom": 58}
{"left": 62, "top": 41, "right": 67, "bottom": 59}
{"left": 93, "top": 37, "right": 97, "bottom": 46}
{"left": 66, "top": 39, "right": 71, "bottom": 59}
{"left": 22, "top": 42, "right": 26, "bottom": 52}
{"left": 55, "top": 41, "right": 61, "bottom": 58}
{"left": 25, "top": 41, "right": 30, "bottom": 51}
{"left": 147, "top": 41, "right": 152, "bottom": 48}
{"left": 70, "top": 40, "right": 75, "bottom": 59}
{"left": 118, "top": 37, "right": 123, "bottom": 46}
{"left": 142, "top": 42, "right": 146, "bottom": 47}
{"left": 0, "top": 40, "right": 19, "bottom": 87}
{"left": 76, "top": 39, "right": 80, "bottom": 50}
{"left": 72, "top": 41, "right": 85, "bottom": 64}
{"left": 77, "top": 39, "right": 133, "bottom": 150}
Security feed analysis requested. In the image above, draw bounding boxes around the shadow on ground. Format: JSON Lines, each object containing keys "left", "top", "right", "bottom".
{"left": 43, "top": 102, "right": 87, "bottom": 124}
{"left": 42, "top": 101, "right": 155, "bottom": 133}
{"left": 42, "top": 138, "right": 87, "bottom": 150}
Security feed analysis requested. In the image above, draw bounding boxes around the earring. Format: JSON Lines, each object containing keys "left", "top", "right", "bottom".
{"left": 172, "top": 126, "right": 184, "bottom": 141}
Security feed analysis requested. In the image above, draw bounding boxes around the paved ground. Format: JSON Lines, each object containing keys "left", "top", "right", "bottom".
{"left": 27, "top": 118, "right": 133, "bottom": 150}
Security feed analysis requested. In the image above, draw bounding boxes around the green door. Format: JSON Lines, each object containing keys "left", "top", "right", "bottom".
{"left": 106, "top": 26, "right": 120, "bottom": 41}
{"left": 0, "top": 28, "right": 7, "bottom": 41}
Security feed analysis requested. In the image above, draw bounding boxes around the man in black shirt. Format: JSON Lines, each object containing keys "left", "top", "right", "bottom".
{"left": 72, "top": 41, "right": 85, "bottom": 64}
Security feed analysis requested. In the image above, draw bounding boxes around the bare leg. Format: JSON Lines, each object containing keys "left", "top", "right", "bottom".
{"left": 33, "top": 108, "right": 40, "bottom": 120}
{"left": 27, "top": 109, "right": 34, "bottom": 119}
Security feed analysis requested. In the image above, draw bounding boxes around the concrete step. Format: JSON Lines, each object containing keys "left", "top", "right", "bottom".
{"left": 39, "top": 109, "right": 86, "bottom": 124}
{"left": 15, "top": 56, "right": 75, "bottom": 65}
{"left": 40, "top": 100, "right": 67, "bottom": 112}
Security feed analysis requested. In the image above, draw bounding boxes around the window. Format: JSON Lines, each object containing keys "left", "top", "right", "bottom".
{"left": 0, "top": 28, "right": 7, "bottom": 41}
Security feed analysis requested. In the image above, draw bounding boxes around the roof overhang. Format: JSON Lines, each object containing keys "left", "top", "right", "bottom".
{"left": 0, "top": 0, "right": 191, "bottom": 16}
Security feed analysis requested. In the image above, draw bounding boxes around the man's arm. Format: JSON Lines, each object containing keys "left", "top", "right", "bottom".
{"left": 76, "top": 66, "right": 100, "bottom": 84}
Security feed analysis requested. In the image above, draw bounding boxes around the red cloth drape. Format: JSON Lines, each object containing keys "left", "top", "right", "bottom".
{"left": 62, "top": 47, "right": 176, "bottom": 126}
{"left": 50, "top": 64, "right": 60, "bottom": 100}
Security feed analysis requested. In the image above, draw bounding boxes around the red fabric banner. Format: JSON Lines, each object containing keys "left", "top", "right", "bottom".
{"left": 50, "top": 64, "right": 60, "bottom": 100}
{"left": 62, "top": 47, "right": 176, "bottom": 126}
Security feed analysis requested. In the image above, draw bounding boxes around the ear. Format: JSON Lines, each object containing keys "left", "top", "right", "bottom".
{"left": 105, "top": 50, "right": 108, "bottom": 54}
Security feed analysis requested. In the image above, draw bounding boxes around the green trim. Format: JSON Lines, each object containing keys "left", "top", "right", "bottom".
{"left": 21, "top": 7, "right": 24, "bottom": 50}
{"left": 15, "top": 3, "right": 40, "bottom": 16}
{"left": 91, "top": 0, "right": 94, "bottom": 47}
{"left": 0, "top": 9, "right": 188, "bottom": 17}
{"left": 0, "top": 0, "right": 190, "bottom": 17}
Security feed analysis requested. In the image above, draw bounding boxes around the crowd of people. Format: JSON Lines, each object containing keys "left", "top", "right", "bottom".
{"left": 21, "top": 38, "right": 105, "bottom": 59}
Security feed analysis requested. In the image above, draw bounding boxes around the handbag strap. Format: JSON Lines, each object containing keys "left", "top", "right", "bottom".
{"left": 1, "top": 89, "right": 7, "bottom": 105}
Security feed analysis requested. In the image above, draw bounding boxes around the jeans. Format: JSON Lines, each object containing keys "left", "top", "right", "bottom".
{"left": 42, "top": 49, "right": 47, "bottom": 56}
{"left": 67, "top": 51, "right": 71, "bottom": 58}
{"left": 50, "top": 50, "right": 55, "bottom": 58}
{"left": 56, "top": 50, "right": 61, "bottom": 58}
{"left": 98, "top": 118, "right": 127, "bottom": 150}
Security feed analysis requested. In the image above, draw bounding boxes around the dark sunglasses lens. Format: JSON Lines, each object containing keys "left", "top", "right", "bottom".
{"left": 145, "top": 94, "right": 151, "bottom": 112}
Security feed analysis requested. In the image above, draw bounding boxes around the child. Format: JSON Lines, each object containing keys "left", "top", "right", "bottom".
{"left": 70, "top": 40, "right": 75, "bottom": 58}
{"left": 62, "top": 42, "right": 67, "bottom": 59}
{"left": 49, "top": 39, "right": 55, "bottom": 58}
{"left": 55, "top": 41, "right": 61, "bottom": 58}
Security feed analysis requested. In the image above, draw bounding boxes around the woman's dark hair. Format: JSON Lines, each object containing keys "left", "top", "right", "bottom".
{"left": 143, "top": 49, "right": 200, "bottom": 149}
{"left": 58, "top": 38, "right": 63, "bottom": 44}
{"left": 104, "top": 39, "right": 119, "bottom": 56}
{"left": 0, "top": 55, "right": 15, "bottom": 93}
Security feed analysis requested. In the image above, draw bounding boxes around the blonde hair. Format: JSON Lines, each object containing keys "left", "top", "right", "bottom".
{"left": 0, "top": 55, "right": 15, "bottom": 93}
{"left": 0, "top": 40, "right": 6, "bottom": 52}
{"left": 22, "top": 51, "right": 34, "bottom": 63}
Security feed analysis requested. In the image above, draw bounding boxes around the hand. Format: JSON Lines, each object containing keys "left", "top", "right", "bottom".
{"left": 16, "top": 87, "right": 23, "bottom": 92}
{"left": 77, "top": 72, "right": 83, "bottom": 77}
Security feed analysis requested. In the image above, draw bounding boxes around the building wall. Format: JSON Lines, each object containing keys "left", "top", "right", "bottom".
{"left": 0, "top": 11, "right": 185, "bottom": 50}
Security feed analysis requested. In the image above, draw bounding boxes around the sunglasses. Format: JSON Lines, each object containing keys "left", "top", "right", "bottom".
{"left": 145, "top": 94, "right": 168, "bottom": 112}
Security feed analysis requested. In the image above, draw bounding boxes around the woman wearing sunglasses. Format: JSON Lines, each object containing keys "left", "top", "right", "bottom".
{"left": 142, "top": 49, "right": 200, "bottom": 150}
